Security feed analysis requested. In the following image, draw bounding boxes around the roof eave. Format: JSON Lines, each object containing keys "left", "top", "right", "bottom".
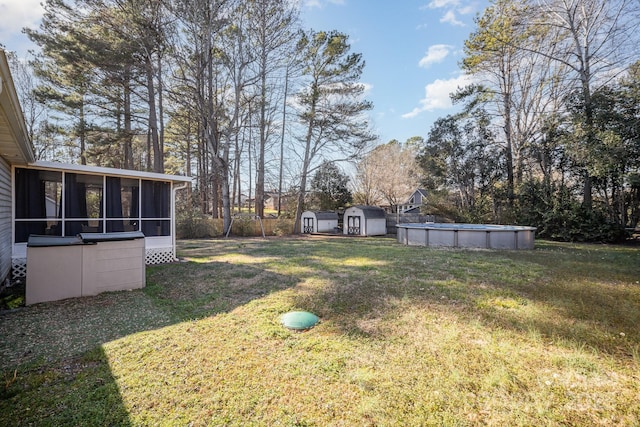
{"left": 27, "top": 160, "right": 192, "bottom": 183}
{"left": 0, "top": 49, "right": 35, "bottom": 165}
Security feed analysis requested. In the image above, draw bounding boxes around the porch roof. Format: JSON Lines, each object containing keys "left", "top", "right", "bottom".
{"left": 0, "top": 50, "right": 35, "bottom": 166}
{"left": 25, "top": 161, "right": 192, "bottom": 183}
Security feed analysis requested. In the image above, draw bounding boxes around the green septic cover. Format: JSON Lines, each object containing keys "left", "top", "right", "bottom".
{"left": 281, "top": 311, "right": 319, "bottom": 330}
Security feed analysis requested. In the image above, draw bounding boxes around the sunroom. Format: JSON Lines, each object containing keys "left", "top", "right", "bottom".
{"left": 12, "top": 161, "right": 191, "bottom": 279}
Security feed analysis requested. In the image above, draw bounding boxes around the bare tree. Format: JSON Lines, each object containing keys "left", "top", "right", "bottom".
{"left": 531, "top": 0, "right": 639, "bottom": 208}
{"left": 353, "top": 140, "right": 421, "bottom": 209}
{"left": 245, "top": 0, "right": 299, "bottom": 217}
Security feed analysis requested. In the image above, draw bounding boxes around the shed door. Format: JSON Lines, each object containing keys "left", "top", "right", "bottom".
{"left": 347, "top": 216, "right": 361, "bottom": 235}
{"left": 303, "top": 217, "right": 314, "bottom": 233}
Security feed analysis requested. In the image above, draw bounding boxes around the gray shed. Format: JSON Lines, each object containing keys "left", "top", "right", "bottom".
{"left": 343, "top": 205, "right": 387, "bottom": 236}
{"left": 300, "top": 210, "right": 339, "bottom": 233}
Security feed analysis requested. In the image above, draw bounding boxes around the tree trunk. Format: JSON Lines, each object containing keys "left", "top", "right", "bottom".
{"left": 123, "top": 68, "right": 134, "bottom": 170}
{"left": 145, "top": 54, "right": 163, "bottom": 173}
{"left": 278, "top": 66, "right": 289, "bottom": 216}
{"left": 255, "top": 53, "right": 267, "bottom": 218}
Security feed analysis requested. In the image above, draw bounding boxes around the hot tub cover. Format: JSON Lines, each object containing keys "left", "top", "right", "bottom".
{"left": 27, "top": 235, "right": 84, "bottom": 247}
{"left": 79, "top": 231, "right": 145, "bottom": 243}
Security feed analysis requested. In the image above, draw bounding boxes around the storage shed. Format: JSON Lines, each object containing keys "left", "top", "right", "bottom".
{"left": 343, "top": 205, "right": 387, "bottom": 236}
{"left": 300, "top": 211, "right": 339, "bottom": 233}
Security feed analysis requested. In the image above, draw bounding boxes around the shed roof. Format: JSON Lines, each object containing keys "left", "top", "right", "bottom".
{"left": 352, "top": 205, "right": 386, "bottom": 219}
{"left": 313, "top": 211, "right": 338, "bottom": 220}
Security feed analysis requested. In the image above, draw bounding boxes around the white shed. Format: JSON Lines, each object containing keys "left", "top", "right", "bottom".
{"left": 300, "top": 211, "right": 339, "bottom": 233}
{"left": 343, "top": 205, "right": 387, "bottom": 236}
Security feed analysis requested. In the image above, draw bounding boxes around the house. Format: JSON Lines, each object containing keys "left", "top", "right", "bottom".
{"left": 0, "top": 50, "right": 191, "bottom": 284}
{"left": 397, "top": 189, "right": 428, "bottom": 214}
{"left": 300, "top": 211, "right": 339, "bottom": 233}
{"left": 264, "top": 190, "right": 291, "bottom": 212}
{"left": 1, "top": 50, "right": 35, "bottom": 284}
{"left": 343, "top": 205, "right": 387, "bottom": 236}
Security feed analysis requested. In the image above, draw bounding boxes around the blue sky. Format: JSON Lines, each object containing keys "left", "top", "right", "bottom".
{"left": 1, "top": 0, "right": 488, "bottom": 144}
{"left": 300, "top": 0, "right": 488, "bottom": 143}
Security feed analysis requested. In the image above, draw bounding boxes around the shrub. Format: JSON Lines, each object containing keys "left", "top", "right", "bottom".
{"left": 176, "top": 211, "right": 220, "bottom": 239}
{"left": 515, "top": 181, "right": 626, "bottom": 243}
{"left": 272, "top": 217, "right": 295, "bottom": 236}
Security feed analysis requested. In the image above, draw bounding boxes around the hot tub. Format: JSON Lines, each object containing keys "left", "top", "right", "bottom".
{"left": 26, "top": 231, "right": 146, "bottom": 305}
{"left": 396, "top": 223, "right": 536, "bottom": 250}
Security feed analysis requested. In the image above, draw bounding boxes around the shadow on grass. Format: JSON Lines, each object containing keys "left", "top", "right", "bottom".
{"left": 1, "top": 346, "right": 131, "bottom": 426}
{"left": 285, "top": 238, "right": 639, "bottom": 358}
{"left": 0, "top": 238, "right": 301, "bottom": 425}
{"left": 469, "top": 242, "right": 640, "bottom": 357}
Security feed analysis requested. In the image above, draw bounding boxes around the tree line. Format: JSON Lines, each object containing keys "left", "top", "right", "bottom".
{"left": 8, "top": 0, "right": 640, "bottom": 241}
{"left": 416, "top": 0, "right": 640, "bottom": 241}
{"left": 12, "top": 0, "right": 375, "bottom": 234}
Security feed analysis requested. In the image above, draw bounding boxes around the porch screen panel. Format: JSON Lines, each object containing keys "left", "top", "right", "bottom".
{"left": 141, "top": 180, "right": 170, "bottom": 236}
{"left": 14, "top": 168, "right": 62, "bottom": 242}
{"left": 106, "top": 177, "right": 139, "bottom": 232}
{"left": 64, "top": 173, "right": 103, "bottom": 235}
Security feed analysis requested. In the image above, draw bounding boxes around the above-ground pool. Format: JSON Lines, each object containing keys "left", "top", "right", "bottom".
{"left": 396, "top": 223, "right": 536, "bottom": 250}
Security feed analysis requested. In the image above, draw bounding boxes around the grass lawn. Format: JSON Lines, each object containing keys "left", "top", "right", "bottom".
{"left": 1, "top": 236, "right": 638, "bottom": 426}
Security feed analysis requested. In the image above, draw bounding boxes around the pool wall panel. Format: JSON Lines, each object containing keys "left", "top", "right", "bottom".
{"left": 396, "top": 223, "right": 536, "bottom": 250}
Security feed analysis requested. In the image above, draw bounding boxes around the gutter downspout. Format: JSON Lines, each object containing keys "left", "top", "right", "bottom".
{"left": 171, "top": 182, "right": 190, "bottom": 261}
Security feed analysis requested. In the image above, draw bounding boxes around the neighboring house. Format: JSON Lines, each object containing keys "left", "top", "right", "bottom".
{"left": 264, "top": 191, "right": 291, "bottom": 212}
{"left": 397, "top": 189, "right": 428, "bottom": 214}
{"left": 300, "top": 211, "right": 339, "bottom": 233}
{"left": 0, "top": 49, "right": 191, "bottom": 283}
{"left": 0, "top": 50, "right": 35, "bottom": 284}
{"left": 343, "top": 205, "right": 387, "bottom": 236}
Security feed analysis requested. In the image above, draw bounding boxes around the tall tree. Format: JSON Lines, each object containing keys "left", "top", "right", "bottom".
{"left": 26, "top": 0, "right": 97, "bottom": 165}
{"left": 462, "top": 0, "right": 564, "bottom": 205}
{"left": 172, "top": 0, "right": 233, "bottom": 222}
{"left": 245, "top": 0, "right": 299, "bottom": 218}
{"left": 309, "top": 161, "right": 352, "bottom": 210}
{"left": 418, "top": 110, "right": 501, "bottom": 222}
{"left": 531, "top": 0, "right": 639, "bottom": 208}
{"left": 293, "top": 30, "right": 376, "bottom": 232}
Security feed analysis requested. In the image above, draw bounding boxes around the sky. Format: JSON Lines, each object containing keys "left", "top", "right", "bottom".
{"left": 0, "top": 0, "right": 489, "bottom": 144}
{"left": 299, "top": 0, "right": 489, "bottom": 143}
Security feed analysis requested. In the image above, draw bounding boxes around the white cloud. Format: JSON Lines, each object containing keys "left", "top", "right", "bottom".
{"left": 422, "top": 0, "right": 476, "bottom": 26}
{"left": 303, "top": 0, "right": 344, "bottom": 8}
{"left": 418, "top": 44, "right": 453, "bottom": 68}
{"left": 427, "top": 0, "right": 460, "bottom": 8}
{"left": 0, "top": 0, "right": 44, "bottom": 39}
{"left": 402, "top": 74, "right": 473, "bottom": 119}
{"left": 458, "top": 5, "right": 475, "bottom": 15}
{"left": 440, "top": 10, "right": 464, "bottom": 26}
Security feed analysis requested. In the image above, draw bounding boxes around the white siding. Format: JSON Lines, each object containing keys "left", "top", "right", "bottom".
{"left": 364, "top": 219, "right": 387, "bottom": 236}
{"left": 0, "top": 158, "right": 11, "bottom": 281}
{"left": 317, "top": 219, "right": 338, "bottom": 232}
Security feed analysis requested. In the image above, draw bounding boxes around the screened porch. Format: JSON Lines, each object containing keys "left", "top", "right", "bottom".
{"left": 12, "top": 162, "right": 190, "bottom": 278}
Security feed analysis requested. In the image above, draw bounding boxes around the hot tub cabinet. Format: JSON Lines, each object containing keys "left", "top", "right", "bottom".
{"left": 26, "top": 232, "right": 145, "bottom": 305}
{"left": 396, "top": 223, "right": 536, "bottom": 250}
